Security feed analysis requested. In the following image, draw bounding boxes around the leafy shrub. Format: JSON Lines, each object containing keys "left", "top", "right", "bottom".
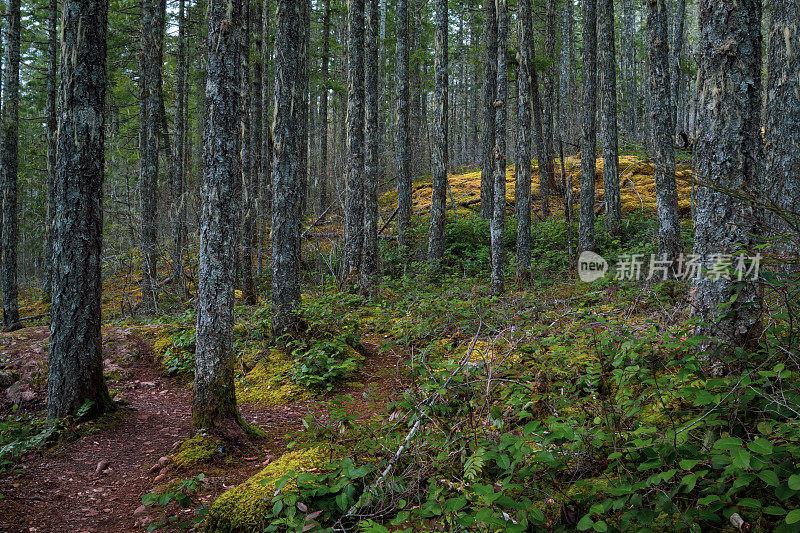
{"left": 288, "top": 337, "right": 359, "bottom": 392}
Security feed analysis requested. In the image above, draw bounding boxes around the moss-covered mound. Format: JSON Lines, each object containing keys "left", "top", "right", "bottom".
{"left": 173, "top": 433, "right": 222, "bottom": 470}
{"left": 235, "top": 348, "right": 314, "bottom": 407}
{"left": 203, "top": 447, "right": 328, "bottom": 533}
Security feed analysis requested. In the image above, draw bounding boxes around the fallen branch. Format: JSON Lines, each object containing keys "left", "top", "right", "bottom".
{"left": 19, "top": 312, "right": 50, "bottom": 322}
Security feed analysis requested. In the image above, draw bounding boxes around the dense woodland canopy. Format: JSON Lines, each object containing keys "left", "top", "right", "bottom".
{"left": 0, "top": 0, "right": 798, "bottom": 530}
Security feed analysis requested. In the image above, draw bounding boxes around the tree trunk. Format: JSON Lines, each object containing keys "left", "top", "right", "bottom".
{"left": 480, "top": 0, "right": 497, "bottom": 220}
{"left": 192, "top": 0, "right": 246, "bottom": 434}
{"left": 1, "top": 0, "right": 21, "bottom": 331}
{"left": 540, "top": 0, "right": 558, "bottom": 218}
{"left": 647, "top": 0, "right": 680, "bottom": 266}
{"left": 318, "top": 0, "right": 331, "bottom": 215}
{"left": 490, "top": 0, "right": 507, "bottom": 295}
{"left": 362, "top": 0, "right": 380, "bottom": 292}
{"left": 43, "top": 0, "right": 57, "bottom": 303}
{"left": 428, "top": 0, "right": 448, "bottom": 272}
{"left": 622, "top": 0, "right": 637, "bottom": 142}
{"left": 171, "top": 0, "right": 187, "bottom": 290}
{"left": 250, "top": 0, "right": 263, "bottom": 280}
{"left": 139, "top": 0, "right": 163, "bottom": 313}
{"left": 599, "top": 0, "right": 621, "bottom": 233}
{"left": 396, "top": 0, "right": 412, "bottom": 250}
{"left": 670, "top": 0, "right": 686, "bottom": 137}
{"left": 579, "top": 0, "right": 598, "bottom": 254}
{"left": 560, "top": 0, "right": 578, "bottom": 148}
{"left": 271, "top": 0, "right": 309, "bottom": 335}
{"left": 516, "top": 0, "right": 533, "bottom": 279}
{"left": 241, "top": 0, "right": 258, "bottom": 305}
{"left": 763, "top": 0, "right": 800, "bottom": 248}
{"left": 260, "top": 0, "right": 273, "bottom": 275}
{"left": 693, "top": 0, "right": 762, "bottom": 352}
{"left": 47, "top": 0, "right": 114, "bottom": 420}
{"left": 343, "top": 0, "right": 365, "bottom": 283}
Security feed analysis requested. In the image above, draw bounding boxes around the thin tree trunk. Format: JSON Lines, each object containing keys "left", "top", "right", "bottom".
{"left": 260, "top": 0, "right": 272, "bottom": 275}
{"left": 47, "top": 0, "right": 114, "bottom": 419}
{"left": 540, "top": 0, "right": 558, "bottom": 218}
{"left": 1, "top": 0, "right": 21, "bottom": 331}
{"left": 480, "top": 0, "right": 497, "bottom": 220}
{"left": 579, "top": 0, "right": 598, "bottom": 253}
{"left": 600, "top": 0, "right": 621, "bottom": 233}
{"left": 192, "top": 0, "right": 246, "bottom": 434}
{"left": 490, "top": 0, "right": 507, "bottom": 295}
{"left": 172, "top": 0, "right": 187, "bottom": 290}
{"left": 43, "top": 0, "right": 57, "bottom": 303}
{"left": 241, "top": 0, "right": 258, "bottom": 305}
{"left": 516, "top": 0, "right": 533, "bottom": 279}
{"left": 428, "top": 0, "right": 448, "bottom": 271}
{"left": 670, "top": 0, "right": 685, "bottom": 137}
{"left": 318, "top": 0, "right": 331, "bottom": 215}
{"left": 271, "top": 0, "right": 309, "bottom": 335}
{"left": 622, "top": 0, "right": 637, "bottom": 142}
{"left": 763, "top": 0, "right": 800, "bottom": 247}
{"left": 139, "top": 0, "right": 162, "bottom": 313}
{"left": 250, "top": 0, "right": 263, "bottom": 281}
{"left": 396, "top": 0, "right": 411, "bottom": 250}
{"left": 560, "top": 0, "right": 578, "bottom": 147}
{"left": 693, "top": 0, "right": 762, "bottom": 352}
{"left": 362, "top": 0, "right": 380, "bottom": 292}
{"left": 344, "top": 0, "right": 365, "bottom": 283}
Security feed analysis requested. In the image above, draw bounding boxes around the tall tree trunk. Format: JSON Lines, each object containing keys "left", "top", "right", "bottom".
{"left": 250, "top": 0, "right": 263, "bottom": 279}
{"left": 43, "top": 0, "right": 57, "bottom": 303}
{"left": 47, "top": 0, "right": 114, "bottom": 419}
{"left": 343, "top": 0, "right": 365, "bottom": 283}
{"left": 693, "top": 0, "right": 762, "bottom": 352}
{"left": 1, "top": 0, "right": 21, "bottom": 331}
{"left": 599, "top": 0, "right": 621, "bottom": 233}
{"left": 396, "top": 0, "right": 412, "bottom": 250}
{"left": 362, "top": 0, "right": 380, "bottom": 292}
{"left": 560, "top": 0, "right": 578, "bottom": 147}
{"left": 579, "top": 0, "right": 598, "bottom": 253}
{"left": 192, "top": 0, "right": 246, "bottom": 434}
{"left": 516, "top": 0, "right": 533, "bottom": 279}
{"left": 647, "top": 0, "right": 680, "bottom": 266}
{"left": 241, "top": 0, "right": 258, "bottom": 305}
{"left": 260, "top": 0, "right": 272, "bottom": 274}
{"left": 428, "top": 0, "right": 448, "bottom": 271}
{"left": 194, "top": 0, "right": 208, "bottom": 187}
{"left": 670, "top": 0, "right": 686, "bottom": 137}
{"left": 318, "top": 0, "right": 331, "bottom": 214}
{"left": 172, "top": 0, "right": 187, "bottom": 289}
{"left": 540, "top": 0, "right": 558, "bottom": 219}
{"left": 763, "top": 0, "right": 800, "bottom": 248}
{"left": 139, "top": 0, "right": 163, "bottom": 313}
{"left": 480, "top": 0, "right": 497, "bottom": 220}
{"left": 490, "top": 0, "right": 507, "bottom": 295}
{"left": 622, "top": 0, "right": 637, "bottom": 142}
{"left": 272, "top": 0, "right": 309, "bottom": 335}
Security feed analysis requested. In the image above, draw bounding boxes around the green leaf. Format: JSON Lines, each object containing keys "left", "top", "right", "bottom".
{"left": 731, "top": 449, "right": 751, "bottom": 470}
{"left": 786, "top": 509, "right": 800, "bottom": 525}
{"left": 738, "top": 498, "right": 761, "bottom": 509}
{"left": 529, "top": 508, "right": 545, "bottom": 524}
{"left": 789, "top": 474, "right": 800, "bottom": 491}
{"left": 759, "top": 470, "right": 780, "bottom": 487}
{"left": 577, "top": 515, "right": 594, "bottom": 531}
{"left": 593, "top": 521, "right": 608, "bottom": 532}
{"left": 679, "top": 459, "right": 700, "bottom": 471}
{"left": 765, "top": 506, "right": 787, "bottom": 516}
{"left": 747, "top": 438, "right": 774, "bottom": 455}
{"left": 713, "top": 437, "right": 743, "bottom": 451}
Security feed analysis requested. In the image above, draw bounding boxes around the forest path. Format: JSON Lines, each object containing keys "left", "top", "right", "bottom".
{"left": 0, "top": 326, "right": 404, "bottom": 532}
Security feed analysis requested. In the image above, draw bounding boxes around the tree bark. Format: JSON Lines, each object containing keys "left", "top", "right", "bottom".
{"left": 193, "top": 0, "right": 246, "bottom": 433}
{"left": 647, "top": 0, "right": 680, "bottom": 265}
{"left": 599, "top": 0, "right": 621, "bottom": 233}
{"left": 579, "top": 0, "right": 598, "bottom": 254}
{"left": 427, "top": 0, "right": 448, "bottom": 272}
{"left": 480, "top": 0, "right": 497, "bottom": 220}
{"left": 670, "top": 0, "right": 686, "bottom": 137}
{"left": 541, "top": 0, "right": 558, "bottom": 219}
{"left": 763, "top": 0, "right": 800, "bottom": 247}
{"left": 241, "top": 0, "right": 258, "bottom": 305}
{"left": 396, "top": 0, "right": 412, "bottom": 250}
{"left": 622, "top": 0, "right": 637, "bottom": 142}
{"left": 171, "top": 0, "right": 188, "bottom": 290}
{"left": 693, "top": 0, "right": 762, "bottom": 351}
{"left": 1, "top": 0, "right": 21, "bottom": 331}
{"left": 271, "top": 0, "right": 309, "bottom": 335}
{"left": 139, "top": 0, "right": 163, "bottom": 312}
{"left": 317, "top": 0, "right": 331, "bottom": 215}
{"left": 490, "top": 0, "right": 507, "bottom": 295}
{"left": 516, "top": 0, "right": 534, "bottom": 279}
{"left": 47, "top": 0, "right": 114, "bottom": 419}
{"left": 344, "top": 0, "right": 365, "bottom": 283}
{"left": 43, "top": 0, "right": 58, "bottom": 303}
{"left": 362, "top": 0, "right": 380, "bottom": 292}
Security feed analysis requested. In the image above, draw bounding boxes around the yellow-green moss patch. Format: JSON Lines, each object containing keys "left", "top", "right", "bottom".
{"left": 235, "top": 348, "right": 312, "bottom": 407}
{"left": 174, "top": 433, "right": 221, "bottom": 469}
{"left": 203, "top": 447, "right": 328, "bottom": 533}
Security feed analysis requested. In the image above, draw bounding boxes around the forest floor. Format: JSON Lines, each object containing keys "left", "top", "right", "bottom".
{"left": 0, "top": 325, "right": 406, "bottom": 532}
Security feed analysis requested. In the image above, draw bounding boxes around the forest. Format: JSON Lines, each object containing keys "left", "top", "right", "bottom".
{"left": 0, "top": 0, "right": 798, "bottom": 530}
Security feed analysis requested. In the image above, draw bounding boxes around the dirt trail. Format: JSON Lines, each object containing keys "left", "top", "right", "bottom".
{"left": 0, "top": 328, "right": 404, "bottom": 532}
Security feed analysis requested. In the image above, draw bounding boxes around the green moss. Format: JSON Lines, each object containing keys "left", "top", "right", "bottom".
{"left": 203, "top": 447, "right": 328, "bottom": 533}
{"left": 235, "top": 348, "right": 313, "bottom": 407}
{"left": 174, "top": 434, "right": 221, "bottom": 469}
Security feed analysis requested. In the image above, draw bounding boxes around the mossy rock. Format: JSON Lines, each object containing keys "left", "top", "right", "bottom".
{"left": 203, "top": 447, "right": 328, "bottom": 533}
{"left": 235, "top": 348, "right": 312, "bottom": 407}
{"left": 174, "top": 433, "right": 222, "bottom": 470}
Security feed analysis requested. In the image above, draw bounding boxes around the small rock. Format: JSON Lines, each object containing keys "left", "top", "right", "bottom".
{"left": 6, "top": 380, "right": 36, "bottom": 404}
{"left": 153, "top": 473, "right": 166, "bottom": 484}
{"left": 133, "top": 505, "right": 147, "bottom": 517}
{"left": 148, "top": 463, "right": 160, "bottom": 474}
{"left": 0, "top": 370, "right": 19, "bottom": 389}
{"left": 94, "top": 459, "right": 110, "bottom": 476}
{"left": 137, "top": 517, "right": 153, "bottom": 528}
{"left": 157, "top": 456, "right": 170, "bottom": 467}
